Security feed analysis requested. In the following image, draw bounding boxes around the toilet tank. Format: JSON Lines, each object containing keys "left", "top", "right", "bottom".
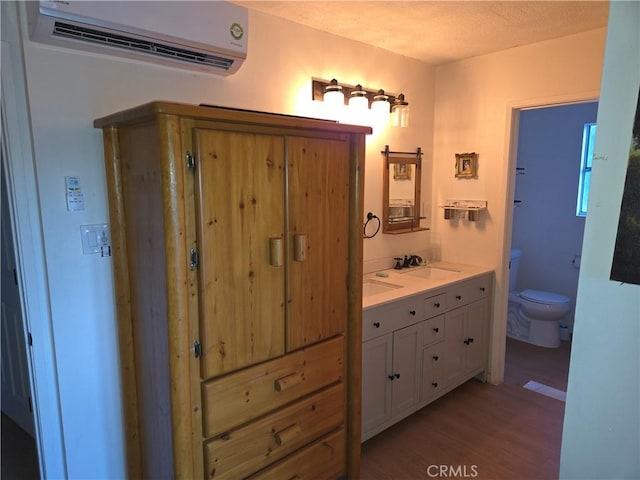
{"left": 509, "top": 248, "right": 522, "bottom": 292}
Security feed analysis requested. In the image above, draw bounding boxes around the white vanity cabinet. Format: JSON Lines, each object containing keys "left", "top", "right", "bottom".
{"left": 362, "top": 271, "right": 492, "bottom": 442}
{"left": 362, "top": 296, "right": 422, "bottom": 440}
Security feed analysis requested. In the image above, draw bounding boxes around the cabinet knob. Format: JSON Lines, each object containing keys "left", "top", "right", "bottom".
{"left": 394, "top": 373, "right": 400, "bottom": 379}
{"left": 373, "top": 322, "right": 381, "bottom": 328}
{"left": 388, "top": 375, "right": 395, "bottom": 381}
{"left": 456, "top": 295, "right": 462, "bottom": 300}
{"left": 434, "top": 302, "right": 440, "bottom": 308}
{"left": 464, "top": 337, "right": 475, "bottom": 345}
{"left": 432, "top": 327, "right": 439, "bottom": 333}
{"left": 432, "top": 382, "right": 438, "bottom": 388}
{"left": 432, "top": 355, "right": 439, "bottom": 361}
{"left": 409, "top": 310, "right": 416, "bottom": 316}
{"left": 480, "top": 287, "right": 486, "bottom": 292}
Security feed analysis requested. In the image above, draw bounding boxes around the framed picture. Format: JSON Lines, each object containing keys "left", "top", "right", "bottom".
{"left": 455, "top": 152, "right": 478, "bottom": 178}
{"left": 393, "top": 163, "right": 412, "bottom": 180}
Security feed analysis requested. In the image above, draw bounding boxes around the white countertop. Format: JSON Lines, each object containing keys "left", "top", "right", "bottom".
{"left": 363, "top": 261, "right": 494, "bottom": 310}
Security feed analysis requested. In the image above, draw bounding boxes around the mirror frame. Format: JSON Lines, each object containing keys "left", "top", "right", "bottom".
{"left": 382, "top": 147, "right": 426, "bottom": 234}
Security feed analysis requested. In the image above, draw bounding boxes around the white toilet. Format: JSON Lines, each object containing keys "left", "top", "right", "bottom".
{"left": 507, "top": 248, "right": 571, "bottom": 348}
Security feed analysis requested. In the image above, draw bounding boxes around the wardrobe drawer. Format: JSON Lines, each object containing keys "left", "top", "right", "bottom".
{"left": 422, "top": 315, "right": 445, "bottom": 346}
{"left": 204, "top": 384, "right": 344, "bottom": 479}
{"left": 246, "top": 428, "right": 345, "bottom": 480}
{"left": 202, "top": 336, "right": 343, "bottom": 438}
{"left": 424, "top": 293, "right": 447, "bottom": 319}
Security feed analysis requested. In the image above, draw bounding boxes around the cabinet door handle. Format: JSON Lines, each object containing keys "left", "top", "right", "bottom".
{"left": 269, "top": 237, "right": 283, "bottom": 267}
{"left": 293, "top": 234, "right": 306, "bottom": 262}
{"left": 464, "top": 337, "right": 475, "bottom": 345}
{"left": 432, "top": 327, "right": 439, "bottom": 333}
{"left": 432, "top": 382, "right": 438, "bottom": 388}
{"left": 388, "top": 375, "right": 395, "bottom": 381}
{"left": 432, "top": 355, "right": 439, "bottom": 361}
{"left": 373, "top": 322, "right": 381, "bottom": 328}
{"left": 274, "top": 424, "right": 302, "bottom": 446}
{"left": 394, "top": 373, "right": 400, "bottom": 379}
{"left": 456, "top": 295, "right": 462, "bottom": 300}
{"left": 274, "top": 373, "right": 303, "bottom": 392}
{"left": 409, "top": 310, "right": 416, "bottom": 316}
{"left": 480, "top": 287, "right": 486, "bottom": 292}
{"left": 434, "top": 302, "right": 440, "bottom": 308}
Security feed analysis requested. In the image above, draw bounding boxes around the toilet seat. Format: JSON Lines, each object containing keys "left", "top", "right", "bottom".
{"left": 520, "top": 289, "right": 570, "bottom": 305}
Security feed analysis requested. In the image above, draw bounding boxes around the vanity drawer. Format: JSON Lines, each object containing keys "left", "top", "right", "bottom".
{"left": 204, "top": 384, "right": 344, "bottom": 479}
{"left": 466, "top": 275, "right": 491, "bottom": 303}
{"left": 447, "top": 283, "right": 470, "bottom": 308}
{"left": 202, "top": 336, "right": 343, "bottom": 438}
{"left": 422, "top": 315, "right": 445, "bottom": 346}
{"left": 246, "top": 428, "right": 345, "bottom": 480}
{"left": 424, "top": 293, "right": 447, "bottom": 319}
{"left": 363, "top": 296, "right": 421, "bottom": 341}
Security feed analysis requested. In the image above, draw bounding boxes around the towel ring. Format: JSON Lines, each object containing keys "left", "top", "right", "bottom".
{"left": 363, "top": 212, "right": 381, "bottom": 239}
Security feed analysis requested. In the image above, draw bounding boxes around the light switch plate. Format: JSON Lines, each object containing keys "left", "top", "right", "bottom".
{"left": 80, "top": 224, "right": 111, "bottom": 255}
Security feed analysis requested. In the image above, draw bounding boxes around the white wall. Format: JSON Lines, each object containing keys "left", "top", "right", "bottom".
{"left": 433, "top": 28, "right": 606, "bottom": 383}
{"left": 560, "top": 2, "right": 640, "bottom": 477}
{"left": 513, "top": 102, "right": 598, "bottom": 331}
{"left": 6, "top": 3, "right": 436, "bottom": 477}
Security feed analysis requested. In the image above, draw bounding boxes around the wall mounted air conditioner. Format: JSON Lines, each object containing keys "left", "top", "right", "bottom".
{"left": 26, "top": 1, "right": 248, "bottom": 75}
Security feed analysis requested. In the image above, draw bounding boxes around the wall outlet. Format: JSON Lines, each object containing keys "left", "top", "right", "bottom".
{"left": 80, "top": 224, "right": 111, "bottom": 256}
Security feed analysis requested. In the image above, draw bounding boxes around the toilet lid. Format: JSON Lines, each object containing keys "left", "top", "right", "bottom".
{"left": 520, "top": 289, "right": 570, "bottom": 305}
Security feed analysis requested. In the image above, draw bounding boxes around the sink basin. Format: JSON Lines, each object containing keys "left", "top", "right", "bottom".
{"left": 363, "top": 278, "right": 403, "bottom": 297}
{"left": 400, "top": 266, "right": 460, "bottom": 280}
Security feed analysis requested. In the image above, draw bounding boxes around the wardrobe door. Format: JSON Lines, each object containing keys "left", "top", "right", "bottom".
{"left": 194, "top": 129, "right": 286, "bottom": 379}
{"left": 287, "top": 135, "right": 351, "bottom": 351}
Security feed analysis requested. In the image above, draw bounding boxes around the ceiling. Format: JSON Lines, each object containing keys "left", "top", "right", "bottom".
{"left": 235, "top": 1, "right": 609, "bottom": 65}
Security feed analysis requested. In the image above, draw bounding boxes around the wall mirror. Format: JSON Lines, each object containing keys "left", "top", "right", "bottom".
{"left": 382, "top": 145, "right": 427, "bottom": 234}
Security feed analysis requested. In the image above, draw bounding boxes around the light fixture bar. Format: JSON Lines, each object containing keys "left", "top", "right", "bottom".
{"left": 312, "top": 79, "right": 400, "bottom": 106}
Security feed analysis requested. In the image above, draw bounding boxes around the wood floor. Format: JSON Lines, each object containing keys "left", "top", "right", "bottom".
{"left": 360, "top": 338, "right": 571, "bottom": 480}
{"left": 0, "top": 338, "right": 569, "bottom": 480}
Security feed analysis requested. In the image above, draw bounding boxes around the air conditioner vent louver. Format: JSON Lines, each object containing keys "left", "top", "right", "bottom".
{"left": 53, "top": 21, "right": 234, "bottom": 71}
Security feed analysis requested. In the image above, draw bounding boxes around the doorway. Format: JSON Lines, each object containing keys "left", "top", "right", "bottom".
{"left": 506, "top": 101, "right": 598, "bottom": 391}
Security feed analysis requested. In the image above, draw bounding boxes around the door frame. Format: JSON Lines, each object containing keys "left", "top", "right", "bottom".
{"left": 1, "top": 27, "right": 68, "bottom": 480}
{"left": 490, "top": 90, "right": 600, "bottom": 384}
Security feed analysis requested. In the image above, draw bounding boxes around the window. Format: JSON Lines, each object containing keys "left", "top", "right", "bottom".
{"left": 576, "top": 123, "right": 596, "bottom": 217}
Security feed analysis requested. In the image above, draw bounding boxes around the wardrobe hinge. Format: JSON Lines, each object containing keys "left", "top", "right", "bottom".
{"left": 189, "top": 248, "right": 199, "bottom": 269}
{"left": 193, "top": 340, "right": 202, "bottom": 359}
{"left": 186, "top": 151, "right": 196, "bottom": 170}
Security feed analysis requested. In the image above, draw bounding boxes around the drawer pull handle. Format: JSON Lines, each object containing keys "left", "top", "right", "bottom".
{"left": 274, "top": 424, "right": 302, "bottom": 446}
{"left": 269, "top": 237, "right": 283, "bottom": 267}
{"left": 373, "top": 322, "right": 381, "bottom": 328}
{"left": 409, "top": 310, "right": 416, "bottom": 316}
{"left": 293, "top": 234, "right": 306, "bottom": 262}
{"left": 432, "top": 327, "right": 439, "bottom": 333}
{"left": 274, "top": 373, "right": 303, "bottom": 392}
{"left": 434, "top": 302, "right": 440, "bottom": 308}
{"left": 456, "top": 295, "right": 462, "bottom": 300}
{"left": 432, "top": 355, "right": 439, "bottom": 361}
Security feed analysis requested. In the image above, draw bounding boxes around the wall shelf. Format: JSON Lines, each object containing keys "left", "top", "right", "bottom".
{"left": 440, "top": 200, "right": 487, "bottom": 221}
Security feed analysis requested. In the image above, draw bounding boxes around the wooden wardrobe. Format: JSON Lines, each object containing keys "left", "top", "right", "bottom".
{"left": 94, "top": 102, "right": 370, "bottom": 479}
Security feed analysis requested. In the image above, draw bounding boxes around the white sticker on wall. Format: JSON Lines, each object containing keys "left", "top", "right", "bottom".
{"left": 65, "top": 176, "right": 85, "bottom": 212}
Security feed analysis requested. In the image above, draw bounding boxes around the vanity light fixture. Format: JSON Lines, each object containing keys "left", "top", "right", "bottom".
{"left": 311, "top": 78, "right": 408, "bottom": 127}
{"left": 391, "top": 93, "right": 410, "bottom": 128}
